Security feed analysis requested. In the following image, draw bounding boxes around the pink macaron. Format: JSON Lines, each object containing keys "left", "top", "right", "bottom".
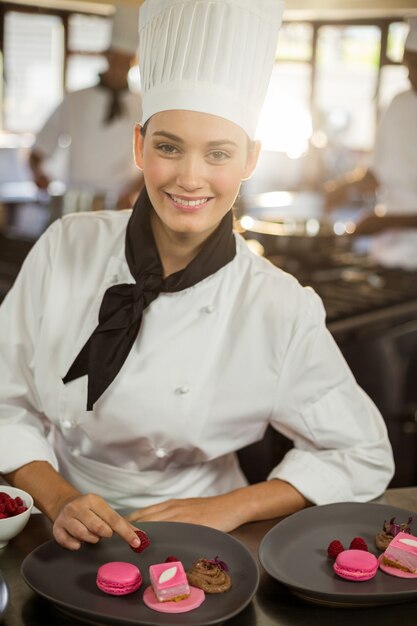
{"left": 333, "top": 549, "right": 379, "bottom": 582}
{"left": 96, "top": 561, "right": 143, "bottom": 595}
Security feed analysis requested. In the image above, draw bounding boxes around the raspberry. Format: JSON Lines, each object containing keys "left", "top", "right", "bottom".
{"left": 165, "top": 555, "right": 180, "bottom": 563}
{"left": 349, "top": 537, "right": 368, "bottom": 551}
{"left": 327, "top": 539, "right": 344, "bottom": 559}
{"left": 0, "top": 492, "right": 28, "bottom": 519}
{"left": 130, "top": 528, "right": 151, "bottom": 553}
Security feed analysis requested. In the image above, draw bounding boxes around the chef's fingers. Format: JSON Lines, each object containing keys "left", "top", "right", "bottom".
{"left": 52, "top": 524, "right": 82, "bottom": 551}
{"left": 57, "top": 493, "right": 141, "bottom": 550}
{"left": 86, "top": 501, "right": 141, "bottom": 549}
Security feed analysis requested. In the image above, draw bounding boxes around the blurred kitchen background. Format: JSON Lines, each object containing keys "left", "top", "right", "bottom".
{"left": 1, "top": 0, "right": 417, "bottom": 487}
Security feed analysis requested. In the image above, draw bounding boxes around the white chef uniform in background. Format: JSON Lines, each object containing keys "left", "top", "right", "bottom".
{"left": 368, "top": 17, "right": 417, "bottom": 269}
{"left": 30, "top": 5, "right": 142, "bottom": 209}
{"left": 0, "top": 0, "right": 394, "bottom": 510}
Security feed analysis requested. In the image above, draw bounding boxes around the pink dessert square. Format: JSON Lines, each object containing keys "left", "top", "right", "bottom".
{"left": 149, "top": 561, "right": 190, "bottom": 602}
{"left": 383, "top": 531, "right": 417, "bottom": 574}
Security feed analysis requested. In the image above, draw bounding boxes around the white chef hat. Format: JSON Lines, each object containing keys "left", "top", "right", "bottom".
{"left": 405, "top": 16, "right": 417, "bottom": 53}
{"left": 138, "top": 0, "right": 285, "bottom": 139}
{"left": 109, "top": 4, "right": 140, "bottom": 57}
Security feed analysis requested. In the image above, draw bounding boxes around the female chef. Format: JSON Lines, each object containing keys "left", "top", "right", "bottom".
{"left": 0, "top": 0, "right": 394, "bottom": 551}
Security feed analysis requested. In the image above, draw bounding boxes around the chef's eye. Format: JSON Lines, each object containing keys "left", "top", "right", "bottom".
{"left": 209, "top": 150, "right": 229, "bottom": 161}
{"left": 156, "top": 143, "right": 179, "bottom": 155}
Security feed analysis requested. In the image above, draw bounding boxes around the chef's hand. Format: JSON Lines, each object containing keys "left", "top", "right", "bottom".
{"left": 33, "top": 171, "right": 50, "bottom": 190}
{"left": 52, "top": 493, "right": 142, "bottom": 551}
{"left": 124, "top": 495, "right": 246, "bottom": 533}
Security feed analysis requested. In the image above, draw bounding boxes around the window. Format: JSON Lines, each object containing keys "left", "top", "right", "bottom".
{"left": 4, "top": 11, "right": 64, "bottom": 133}
{"left": 256, "top": 23, "right": 313, "bottom": 155}
{"left": 379, "top": 21, "right": 409, "bottom": 112}
{"left": 315, "top": 25, "right": 381, "bottom": 153}
{"left": 66, "top": 13, "right": 111, "bottom": 92}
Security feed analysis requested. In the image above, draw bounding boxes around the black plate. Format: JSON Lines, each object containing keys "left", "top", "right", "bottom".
{"left": 259, "top": 502, "right": 417, "bottom": 607}
{"left": 21, "top": 521, "right": 259, "bottom": 625}
{"left": 0, "top": 568, "right": 9, "bottom": 620}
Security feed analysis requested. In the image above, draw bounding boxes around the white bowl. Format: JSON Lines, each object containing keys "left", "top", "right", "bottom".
{"left": 0, "top": 485, "right": 34, "bottom": 549}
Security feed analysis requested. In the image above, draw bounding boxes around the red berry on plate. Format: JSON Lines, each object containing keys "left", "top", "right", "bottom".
{"left": 349, "top": 537, "right": 368, "bottom": 551}
{"left": 327, "top": 539, "right": 344, "bottom": 559}
{"left": 165, "top": 555, "right": 180, "bottom": 563}
{"left": 130, "top": 528, "right": 151, "bottom": 553}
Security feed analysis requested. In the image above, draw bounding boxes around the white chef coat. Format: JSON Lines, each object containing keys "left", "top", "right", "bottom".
{"left": 33, "top": 85, "right": 141, "bottom": 196}
{"left": 369, "top": 89, "right": 417, "bottom": 269}
{"left": 0, "top": 211, "right": 394, "bottom": 509}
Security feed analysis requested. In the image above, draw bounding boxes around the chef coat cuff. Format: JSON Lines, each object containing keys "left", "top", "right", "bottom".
{"left": 0, "top": 425, "right": 59, "bottom": 474}
{"left": 267, "top": 448, "right": 354, "bottom": 504}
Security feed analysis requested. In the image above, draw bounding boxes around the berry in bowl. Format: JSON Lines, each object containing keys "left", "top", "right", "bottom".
{"left": 0, "top": 486, "right": 34, "bottom": 549}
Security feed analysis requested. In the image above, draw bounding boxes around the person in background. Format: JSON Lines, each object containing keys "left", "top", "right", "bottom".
{"left": 28, "top": 5, "right": 144, "bottom": 211}
{"left": 0, "top": 0, "right": 394, "bottom": 552}
{"left": 324, "top": 17, "right": 417, "bottom": 270}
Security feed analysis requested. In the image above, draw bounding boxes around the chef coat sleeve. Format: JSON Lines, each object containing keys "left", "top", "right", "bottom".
{"left": 0, "top": 223, "right": 60, "bottom": 473}
{"left": 268, "top": 286, "right": 394, "bottom": 504}
{"left": 32, "top": 96, "right": 68, "bottom": 159}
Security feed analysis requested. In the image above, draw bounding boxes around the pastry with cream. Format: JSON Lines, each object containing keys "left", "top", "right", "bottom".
{"left": 380, "top": 531, "right": 417, "bottom": 577}
{"left": 187, "top": 557, "right": 232, "bottom": 593}
{"left": 375, "top": 516, "right": 413, "bottom": 551}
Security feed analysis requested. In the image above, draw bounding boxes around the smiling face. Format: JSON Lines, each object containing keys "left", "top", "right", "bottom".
{"left": 134, "top": 110, "right": 260, "bottom": 250}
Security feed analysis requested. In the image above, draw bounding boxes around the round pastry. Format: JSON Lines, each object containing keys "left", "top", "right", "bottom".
{"left": 96, "top": 561, "right": 142, "bottom": 595}
{"left": 333, "top": 549, "right": 378, "bottom": 582}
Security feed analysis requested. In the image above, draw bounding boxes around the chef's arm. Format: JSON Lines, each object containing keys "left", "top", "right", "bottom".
{"left": 0, "top": 224, "right": 141, "bottom": 551}
{"left": 230, "top": 479, "right": 312, "bottom": 522}
{"left": 28, "top": 149, "right": 50, "bottom": 190}
{"left": 323, "top": 167, "right": 378, "bottom": 211}
{"left": 354, "top": 213, "right": 417, "bottom": 234}
{"left": 4, "top": 461, "right": 80, "bottom": 521}
{"left": 125, "top": 478, "right": 310, "bottom": 531}
{"left": 205, "top": 479, "right": 312, "bottom": 527}
{"left": 4, "top": 461, "right": 142, "bottom": 551}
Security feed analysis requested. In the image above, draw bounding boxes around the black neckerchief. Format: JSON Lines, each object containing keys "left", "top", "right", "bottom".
{"left": 97, "top": 74, "right": 129, "bottom": 124}
{"left": 63, "top": 187, "right": 236, "bottom": 410}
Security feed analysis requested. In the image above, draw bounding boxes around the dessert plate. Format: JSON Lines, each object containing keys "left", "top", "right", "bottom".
{"left": 21, "top": 521, "right": 259, "bottom": 626}
{"left": 0, "top": 569, "right": 9, "bottom": 620}
{"left": 259, "top": 501, "right": 417, "bottom": 606}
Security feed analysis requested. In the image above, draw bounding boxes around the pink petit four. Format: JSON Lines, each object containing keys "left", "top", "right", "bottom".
{"left": 149, "top": 561, "right": 190, "bottom": 602}
{"left": 96, "top": 561, "right": 142, "bottom": 595}
{"left": 333, "top": 549, "right": 378, "bottom": 581}
{"left": 380, "top": 531, "right": 417, "bottom": 576}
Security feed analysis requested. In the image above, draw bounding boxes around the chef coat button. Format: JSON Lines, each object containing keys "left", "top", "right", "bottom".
{"left": 205, "top": 304, "right": 215, "bottom": 314}
{"left": 71, "top": 447, "right": 80, "bottom": 456}
{"left": 155, "top": 447, "right": 167, "bottom": 458}
{"left": 63, "top": 419, "right": 74, "bottom": 429}
{"left": 176, "top": 384, "right": 190, "bottom": 395}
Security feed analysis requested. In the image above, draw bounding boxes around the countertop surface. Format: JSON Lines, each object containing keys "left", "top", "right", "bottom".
{"left": 1, "top": 487, "right": 417, "bottom": 626}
